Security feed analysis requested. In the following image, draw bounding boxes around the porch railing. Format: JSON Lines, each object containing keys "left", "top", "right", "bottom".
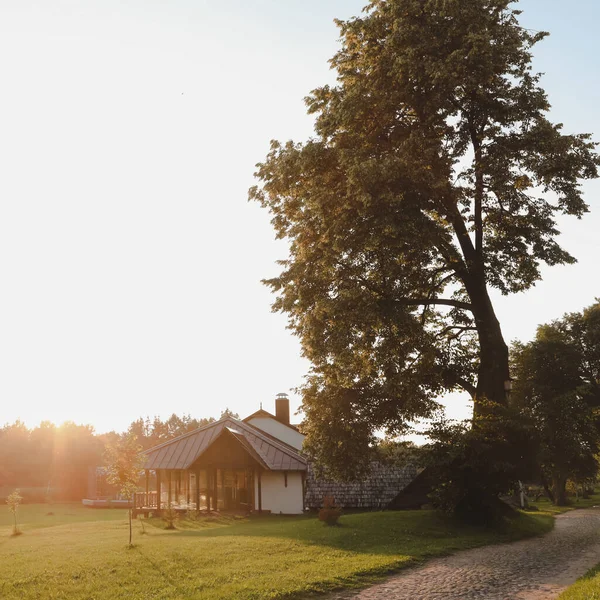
{"left": 133, "top": 491, "right": 158, "bottom": 509}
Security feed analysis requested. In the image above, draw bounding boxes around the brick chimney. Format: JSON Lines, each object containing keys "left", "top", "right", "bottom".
{"left": 275, "top": 393, "right": 290, "bottom": 425}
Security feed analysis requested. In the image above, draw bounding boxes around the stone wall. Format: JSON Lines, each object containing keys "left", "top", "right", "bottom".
{"left": 305, "top": 461, "right": 418, "bottom": 509}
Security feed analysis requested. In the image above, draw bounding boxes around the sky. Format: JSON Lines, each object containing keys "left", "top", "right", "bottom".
{"left": 0, "top": 0, "right": 599, "bottom": 435}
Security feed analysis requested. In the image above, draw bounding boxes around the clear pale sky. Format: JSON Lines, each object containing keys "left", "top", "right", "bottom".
{"left": 0, "top": 0, "right": 598, "bottom": 434}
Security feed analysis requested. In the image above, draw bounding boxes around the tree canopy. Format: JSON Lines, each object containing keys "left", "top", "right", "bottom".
{"left": 250, "top": 0, "right": 599, "bottom": 476}
{"left": 0, "top": 411, "right": 229, "bottom": 501}
{"left": 512, "top": 302, "right": 600, "bottom": 504}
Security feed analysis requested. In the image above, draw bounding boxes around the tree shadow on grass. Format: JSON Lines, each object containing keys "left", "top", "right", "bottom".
{"left": 157, "top": 509, "right": 548, "bottom": 558}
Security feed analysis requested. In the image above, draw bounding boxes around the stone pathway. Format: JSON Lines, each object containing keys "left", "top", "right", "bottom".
{"left": 325, "top": 508, "right": 600, "bottom": 600}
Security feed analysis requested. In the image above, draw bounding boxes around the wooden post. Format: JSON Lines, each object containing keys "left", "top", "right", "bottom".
{"left": 207, "top": 470, "right": 212, "bottom": 511}
{"left": 186, "top": 471, "right": 191, "bottom": 507}
{"left": 168, "top": 470, "right": 172, "bottom": 508}
{"left": 157, "top": 470, "right": 162, "bottom": 510}
{"left": 257, "top": 470, "right": 262, "bottom": 514}
{"left": 145, "top": 469, "right": 149, "bottom": 507}
{"left": 220, "top": 469, "right": 226, "bottom": 510}
{"left": 195, "top": 469, "right": 200, "bottom": 513}
{"left": 214, "top": 468, "right": 219, "bottom": 511}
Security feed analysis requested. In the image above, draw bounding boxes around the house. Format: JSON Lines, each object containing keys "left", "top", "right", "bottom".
{"left": 133, "top": 393, "right": 418, "bottom": 516}
{"left": 134, "top": 394, "right": 307, "bottom": 515}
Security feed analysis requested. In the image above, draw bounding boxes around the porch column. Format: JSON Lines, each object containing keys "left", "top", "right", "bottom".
{"left": 212, "top": 468, "right": 217, "bottom": 511}
{"left": 156, "top": 470, "right": 162, "bottom": 509}
{"left": 168, "top": 470, "right": 172, "bottom": 508}
{"left": 145, "top": 470, "right": 149, "bottom": 507}
{"left": 156, "top": 469, "right": 162, "bottom": 510}
{"left": 195, "top": 469, "right": 200, "bottom": 513}
{"left": 214, "top": 468, "right": 219, "bottom": 511}
{"left": 207, "top": 470, "right": 212, "bottom": 511}
{"left": 257, "top": 469, "right": 262, "bottom": 513}
{"left": 186, "top": 471, "right": 191, "bottom": 507}
{"left": 220, "top": 469, "right": 226, "bottom": 510}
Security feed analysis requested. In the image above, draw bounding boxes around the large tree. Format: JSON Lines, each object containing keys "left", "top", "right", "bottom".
{"left": 251, "top": 0, "right": 599, "bottom": 477}
{"left": 512, "top": 303, "right": 600, "bottom": 504}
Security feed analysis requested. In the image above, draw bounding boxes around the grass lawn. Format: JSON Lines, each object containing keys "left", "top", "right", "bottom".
{"left": 531, "top": 493, "right": 600, "bottom": 515}
{"left": 0, "top": 502, "right": 559, "bottom": 600}
{"left": 554, "top": 493, "right": 600, "bottom": 600}
{"left": 0, "top": 503, "right": 126, "bottom": 531}
{"left": 559, "top": 564, "right": 600, "bottom": 600}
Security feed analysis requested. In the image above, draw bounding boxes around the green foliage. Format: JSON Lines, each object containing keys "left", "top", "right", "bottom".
{"left": 105, "top": 434, "right": 144, "bottom": 498}
{"left": 558, "top": 562, "right": 600, "bottom": 600}
{"left": 0, "top": 421, "right": 103, "bottom": 501}
{"left": 161, "top": 507, "right": 179, "bottom": 530}
{"left": 376, "top": 438, "right": 423, "bottom": 466}
{"left": 0, "top": 412, "right": 218, "bottom": 502}
{"left": 426, "top": 407, "right": 538, "bottom": 523}
{"left": 127, "top": 413, "right": 215, "bottom": 451}
{"left": 6, "top": 489, "right": 23, "bottom": 536}
{"left": 250, "top": 0, "right": 600, "bottom": 477}
{"left": 219, "top": 407, "right": 240, "bottom": 420}
{"left": 105, "top": 433, "right": 144, "bottom": 545}
{"left": 511, "top": 301, "right": 600, "bottom": 505}
{"left": 318, "top": 496, "right": 342, "bottom": 526}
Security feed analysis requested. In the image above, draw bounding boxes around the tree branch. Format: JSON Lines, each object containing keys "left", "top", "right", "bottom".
{"left": 391, "top": 298, "right": 473, "bottom": 312}
{"left": 436, "top": 325, "right": 478, "bottom": 338}
{"left": 455, "top": 376, "right": 476, "bottom": 398}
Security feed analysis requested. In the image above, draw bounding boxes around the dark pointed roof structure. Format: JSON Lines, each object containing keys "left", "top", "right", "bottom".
{"left": 142, "top": 416, "right": 307, "bottom": 471}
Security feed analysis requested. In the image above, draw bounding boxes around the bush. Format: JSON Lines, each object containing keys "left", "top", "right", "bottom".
{"left": 426, "top": 406, "right": 538, "bottom": 525}
{"left": 162, "top": 507, "right": 179, "bottom": 530}
{"left": 318, "top": 496, "right": 341, "bottom": 526}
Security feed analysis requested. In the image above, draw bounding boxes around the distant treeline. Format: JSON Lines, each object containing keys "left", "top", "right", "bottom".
{"left": 0, "top": 409, "right": 238, "bottom": 502}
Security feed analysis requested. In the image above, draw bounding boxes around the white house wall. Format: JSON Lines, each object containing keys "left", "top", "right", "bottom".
{"left": 246, "top": 417, "right": 305, "bottom": 450}
{"left": 255, "top": 471, "right": 304, "bottom": 515}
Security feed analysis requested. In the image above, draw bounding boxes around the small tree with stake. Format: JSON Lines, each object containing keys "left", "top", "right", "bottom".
{"left": 105, "top": 433, "right": 144, "bottom": 547}
{"left": 6, "top": 489, "right": 23, "bottom": 536}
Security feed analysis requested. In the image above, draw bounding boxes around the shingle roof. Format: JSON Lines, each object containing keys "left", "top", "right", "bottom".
{"left": 142, "top": 417, "right": 307, "bottom": 471}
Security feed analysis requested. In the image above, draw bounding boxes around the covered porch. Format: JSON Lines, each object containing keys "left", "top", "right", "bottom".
{"left": 135, "top": 418, "right": 308, "bottom": 516}
{"left": 133, "top": 466, "right": 265, "bottom": 517}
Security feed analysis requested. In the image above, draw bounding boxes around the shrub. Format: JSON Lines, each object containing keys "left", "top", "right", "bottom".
{"left": 162, "top": 507, "right": 179, "bottom": 530}
{"left": 426, "top": 407, "right": 538, "bottom": 525}
{"left": 318, "top": 496, "right": 341, "bottom": 526}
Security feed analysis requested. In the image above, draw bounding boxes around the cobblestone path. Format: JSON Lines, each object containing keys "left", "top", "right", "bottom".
{"left": 325, "top": 508, "right": 600, "bottom": 600}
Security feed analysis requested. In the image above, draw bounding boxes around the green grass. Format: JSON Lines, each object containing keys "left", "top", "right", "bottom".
{"left": 0, "top": 503, "right": 558, "bottom": 600}
{"left": 553, "top": 493, "right": 600, "bottom": 600}
{"left": 0, "top": 503, "right": 127, "bottom": 531}
{"left": 529, "top": 493, "right": 600, "bottom": 515}
{"left": 559, "top": 564, "right": 600, "bottom": 600}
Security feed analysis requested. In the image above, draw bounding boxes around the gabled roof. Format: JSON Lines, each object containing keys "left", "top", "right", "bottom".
{"left": 243, "top": 409, "right": 301, "bottom": 432}
{"left": 142, "top": 417, "right": 307, "bottom": 472}
{"left": 243, "top": 408, "right": 275, "bottom": 421}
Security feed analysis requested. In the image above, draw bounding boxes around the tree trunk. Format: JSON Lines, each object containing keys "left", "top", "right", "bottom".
{"left": 552, "top": 475, "right": 568, "bottom": 506}
{"left": 540, "top": 473, "right": 555, "bottom": 503}
{"left": 466, "top": 278, "right": 510, "bottom": 415}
